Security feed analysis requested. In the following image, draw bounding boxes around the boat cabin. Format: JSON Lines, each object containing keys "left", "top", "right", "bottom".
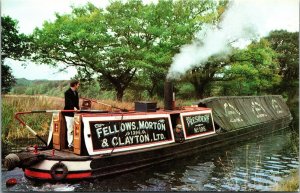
{"left": 48, "top": 106, "right": 216, "bottom": 156}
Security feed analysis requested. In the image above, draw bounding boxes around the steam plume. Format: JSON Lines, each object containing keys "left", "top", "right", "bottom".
{"left": 167, "top": 0, "right": 298, "bottom": 79}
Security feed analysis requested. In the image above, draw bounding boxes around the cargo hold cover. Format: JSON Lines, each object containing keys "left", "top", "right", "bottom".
{"left": 197, "top": 95, "right": 292, "bottom": 131}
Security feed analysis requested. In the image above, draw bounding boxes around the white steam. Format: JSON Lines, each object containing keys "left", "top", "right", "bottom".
{"left": 167, "top": 0, "right": 299, "bottom": 79}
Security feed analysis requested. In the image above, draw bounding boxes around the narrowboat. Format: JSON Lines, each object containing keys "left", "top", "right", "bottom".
{"left": 4, "top": 82, "right": 292, "bottom": 182}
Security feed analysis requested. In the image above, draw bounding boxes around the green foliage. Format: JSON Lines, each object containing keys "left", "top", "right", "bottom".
{"left": 1, "top": 16, "right": 31, "bottom": 93}
{"left": 10, "top": 79, "right": 68, "bottom": 97}
{"left": 1, "top": 64, "right": 16, "bottom": 93}
{"left": 134, "top": 0, "right": 223, "bottom": 98}
{"left": 5, "top": 3, "right": 295, "bottom": 101}
{"left": 183, "top": 55, "right": 229, "bottom": 98}
{"left": 30, "top": 0, "right": 220, "bottom": 101}
{"left": 177, "top": 82, "right": 195, "bottom": 99}
{"left": 1, "top": 99, "right": 15, "bottom": 138}
{"left": 219, "top": 39, "right": 281, "bottom": 96}
{"left": 10, "top": 78, "right": 118, "bottom": 102}
{"left": 1, "top": 16, "right": 32, "bottom": 60}
{"left": 266, "top": 30, "right": 299, "bottom": 105}
{"left": 76, "top": 78, "right": 116, "bottom": 100}
{"left": 15, "top": 78, "right": 33, "bottom": 86}
{"left": 31, "top": 2, "right": 142, "bottom": 101}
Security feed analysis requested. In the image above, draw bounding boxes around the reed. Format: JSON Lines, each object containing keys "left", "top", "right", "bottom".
{"left": 2, "top": 95, "right": 63, "bottom": 140}
{"left": 272, "top": 169, "right": 299, "bottom": 191}
{"left": 1, "top": 94, "right": 170, "bottom": 140}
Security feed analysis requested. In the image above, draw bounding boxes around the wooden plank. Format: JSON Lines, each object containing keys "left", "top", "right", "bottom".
{"left": 52, "top": 113, "right": 61, "bottom": 150}
{"left": 73, "top": 114, "right": 81, "bottom": 155}
{"left": 60, "top": 114, "right": 66, "bottom": 149}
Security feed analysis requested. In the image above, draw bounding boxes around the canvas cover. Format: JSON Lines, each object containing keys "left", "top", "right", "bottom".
{"left": 197, "top": 95, "right": 292, "bottom": 131}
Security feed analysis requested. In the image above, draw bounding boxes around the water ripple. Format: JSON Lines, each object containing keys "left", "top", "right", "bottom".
{"left": 2, "top": 129, "right": 298, "bottom": 192}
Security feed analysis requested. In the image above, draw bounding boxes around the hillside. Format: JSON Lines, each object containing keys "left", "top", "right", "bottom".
{"left": 10, "top": 79, "right": 69, "bottom": 97}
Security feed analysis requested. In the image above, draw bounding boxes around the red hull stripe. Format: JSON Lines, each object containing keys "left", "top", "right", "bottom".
{"left": 25, "top": 169, "right": 92, "bottom": 180}
{"left": 25, "top": 169, "right": 51, "bottom": 179}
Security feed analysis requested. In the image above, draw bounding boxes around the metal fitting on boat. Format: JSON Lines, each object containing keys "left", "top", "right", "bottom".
{"left": 4, "top": 154, "right": 20, "bottom": 171}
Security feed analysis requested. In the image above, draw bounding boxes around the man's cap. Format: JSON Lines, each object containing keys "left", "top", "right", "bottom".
{"left": 176, "top": 124, "right": 182, "bottom": 129}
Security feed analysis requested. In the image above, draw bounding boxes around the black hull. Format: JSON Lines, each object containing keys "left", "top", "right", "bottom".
{"left": 90, "top": 117, "right": 291, "bottom": 179}
{"left": 23, "top": 116, "right": 291, "bottom": 182}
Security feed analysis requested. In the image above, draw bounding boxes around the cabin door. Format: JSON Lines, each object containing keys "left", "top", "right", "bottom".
{"left": 52, "top": 113, "right": 66, "bottom": 150}
{"left": 73, "top": 114, "right": 82, "bottom": 155}
{"left": 52, "top": 113, "right": 81, "bottom": 153}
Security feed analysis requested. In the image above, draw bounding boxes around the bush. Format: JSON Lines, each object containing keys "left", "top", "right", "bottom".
{"left": 177, "top": 83, "right": 195, "bottom": 99}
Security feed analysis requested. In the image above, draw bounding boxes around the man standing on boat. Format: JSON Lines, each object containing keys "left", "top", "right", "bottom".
{"left": 63, "top": 80, "right": 80, "bottom": 151}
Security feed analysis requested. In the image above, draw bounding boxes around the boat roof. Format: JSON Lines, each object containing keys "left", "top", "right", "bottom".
{"left": 79, "top": 106, "right": 211, "bottom": 117}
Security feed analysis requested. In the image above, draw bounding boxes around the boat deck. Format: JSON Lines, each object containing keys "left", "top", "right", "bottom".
{"left": 41, "top": 149, "right": 91, "bottom": 160}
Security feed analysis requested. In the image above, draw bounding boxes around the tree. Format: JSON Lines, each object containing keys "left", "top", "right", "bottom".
{"left": 220, "top": 39, "right": 281, "bottom": 96}
{"left": 31, "top": 2, "right": 149, "bottom": 101}
{"left": 1, "top": 16, "right": 31, "bottom": 93}
{"left": 166, "top": 0, "right": 230, "bottom": 99}
{"left": 1, "top": 64, "right": 16, "bottom": 93}
{"left": 183, "top": 55, "right": 229, "bottom": 98}
{"left": 1, "top": 16, "right": 32, "bottom": 60}
{"left": 184, "top": 38, "right": 281, "bottom": 98}
{"left": 266, "top": 30, "right": 299, "bottom": 105}
{"left": 138, "top": 0, "right": 226, "bottom": 98}
{"left": 31, "top": 1, "right": 221, "bottom": 101}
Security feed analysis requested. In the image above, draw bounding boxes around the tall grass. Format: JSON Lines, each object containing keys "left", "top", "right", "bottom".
{"left": 272, "top": 170, "right": 299, "bottom": 191}
{"left": 2, "top": 95, "right": 168, "bottom": 140}
{"left": 2, "top": 95, "right": 63, "bottom": 140}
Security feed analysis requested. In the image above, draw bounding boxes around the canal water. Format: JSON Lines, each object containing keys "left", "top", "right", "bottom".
{"left": 2, "top": 127, "right": 299, "bottom": 192}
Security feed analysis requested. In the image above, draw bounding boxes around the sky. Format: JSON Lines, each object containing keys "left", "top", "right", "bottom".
{"left": 2, "top": 0, "right": 299, "bottom": 80}
{"left": 2, "top": 0, "right": 112, "bottom": 80}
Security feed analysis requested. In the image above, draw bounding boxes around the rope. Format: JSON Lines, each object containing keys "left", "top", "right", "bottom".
{"left": 109, "top": 113, "right": 124, "bottom": 155}
{"left": 81, "top": 97, "right": 128, "bottom": 112}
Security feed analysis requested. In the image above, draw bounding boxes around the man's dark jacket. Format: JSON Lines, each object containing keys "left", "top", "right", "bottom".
{"left": 63, "top": 88, "right": 79, "bottom": 117}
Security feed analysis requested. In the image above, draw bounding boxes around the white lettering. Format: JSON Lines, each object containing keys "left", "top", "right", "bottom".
{"left": 103, "top": 127, "right": 109, "bottom": 136}
{"left": 186, "top": 114, "right": 210, "bottom": 127}
{"left": 112, "top": 137, "right": 118, "bottom": 146}
{"left": 96, "top": 128, "right": 102, "bottom": 138}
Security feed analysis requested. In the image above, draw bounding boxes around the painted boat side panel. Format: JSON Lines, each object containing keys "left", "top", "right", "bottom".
{"left": 82, "top": 114, "right": 176, "bottom": 155}
{"left": 180, "top": 110, "right": 216, "bottom": 140}
{"left": 82, "top": 110, "right": 216, "bottom": 156}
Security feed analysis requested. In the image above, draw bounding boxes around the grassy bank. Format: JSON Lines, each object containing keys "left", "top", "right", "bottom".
{"left": 2, "top": 95, "right": 64, "bottom": 140}
{"left": 272, "top": 170, "right": 299, "bottom": 191}
{"left": 1, "top": 95, "right": 126, "bottom": 140}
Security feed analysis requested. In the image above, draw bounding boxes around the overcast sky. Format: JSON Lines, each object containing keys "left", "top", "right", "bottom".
{"left": 2, "top": 0, "right": 111, "bottom": 80}
{"left": 2, "top": 0, "right": 299, "bottom": 80}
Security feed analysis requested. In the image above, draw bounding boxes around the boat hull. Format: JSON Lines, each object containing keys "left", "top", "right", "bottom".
{"left": 24, "top": 116, "right": 291, "bottom": 181}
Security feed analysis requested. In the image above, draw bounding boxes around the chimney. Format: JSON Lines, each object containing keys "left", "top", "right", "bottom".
{"left": 164, "top": 81, "right": 175, "bottom": 110}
